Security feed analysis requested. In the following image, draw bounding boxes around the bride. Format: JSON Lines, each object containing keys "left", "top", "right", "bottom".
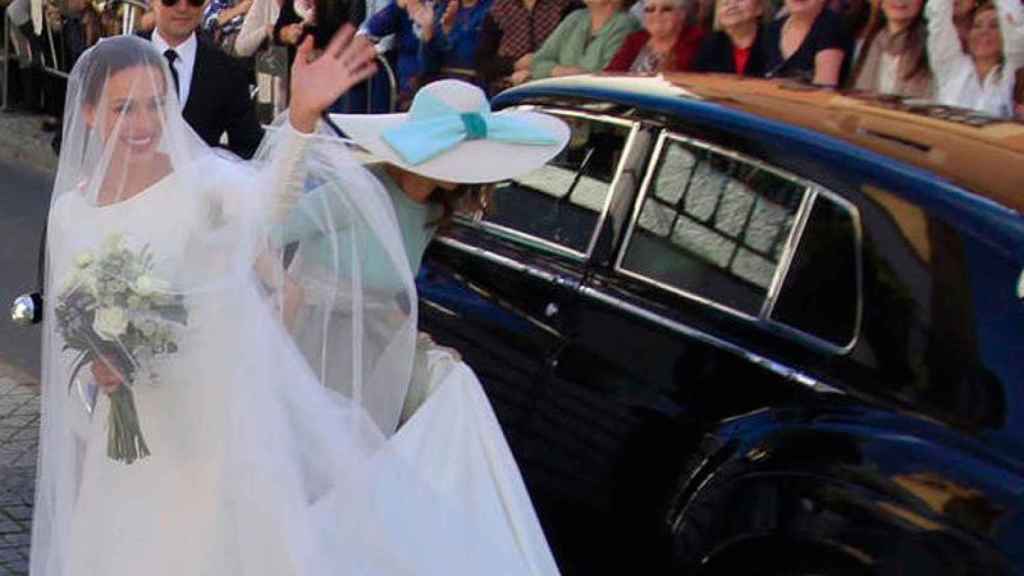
{"left": 32, "top": 29, "right": 566, "bottom": 576}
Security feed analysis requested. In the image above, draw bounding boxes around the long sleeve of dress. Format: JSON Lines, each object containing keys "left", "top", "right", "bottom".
{"left": 211, "top": 118, "right": 314, "bottom": 230}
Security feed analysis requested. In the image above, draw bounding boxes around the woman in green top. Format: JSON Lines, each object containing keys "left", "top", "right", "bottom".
{"left": 274, "top": 79, "right": 570, "bottom": 416}
{"left": 521, "top": 0, "right": 641, "bottom": 81}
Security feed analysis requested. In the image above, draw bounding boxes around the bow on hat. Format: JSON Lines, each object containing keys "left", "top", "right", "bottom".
{"left": 381, "top": 91, "right": 560, "bottom": 166}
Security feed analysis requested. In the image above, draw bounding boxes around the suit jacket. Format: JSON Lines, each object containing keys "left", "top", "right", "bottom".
{"left": 142, "top": 31, "right": 263, "bottom": 159}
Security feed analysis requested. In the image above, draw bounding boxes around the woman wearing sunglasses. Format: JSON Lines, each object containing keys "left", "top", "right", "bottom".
{"left": 605, "top": 0, "right": 705, "bottom": 72}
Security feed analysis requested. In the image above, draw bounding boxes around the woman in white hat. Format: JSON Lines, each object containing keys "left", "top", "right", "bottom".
{"left": 273, "top": 79, "right": 569, "bottom": 420}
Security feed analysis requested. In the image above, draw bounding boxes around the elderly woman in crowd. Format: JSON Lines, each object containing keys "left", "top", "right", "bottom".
{"left": 927, "top": 0, "right": 1024, "bottom": 117}
{"left": 693, "top": 0, "right": 769, "bottom": 75}
{"left": 525, "top": 0, "right": 641, "bottom": 80}
{"left": 475, "top": 0, "right": 573, "bottom": 92}
{"left": 605, "top": 0, "right": 705, "bottom": 72}
{"left": 849, "top": 0, "right": 932, "bottom": 97}
{"left": 762, "top": 0, "right": 848, "bottom": 85}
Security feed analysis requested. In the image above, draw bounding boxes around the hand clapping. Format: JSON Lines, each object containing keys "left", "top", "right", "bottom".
{"left": 288, "top": 25, "right": 378, "bottom": 133}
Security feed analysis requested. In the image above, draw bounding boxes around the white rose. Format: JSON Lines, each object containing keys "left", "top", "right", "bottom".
{"left": 101, "top": 233, "right": 125, "bottom": 254}
{"left": 93, "top": 307, "right": 128, "bottom": 341}
{"left": 75, "top": 251, "right": 95, "bottom": 269}
{"left": 132, "top": 275, "right": 169, "bottom": 297}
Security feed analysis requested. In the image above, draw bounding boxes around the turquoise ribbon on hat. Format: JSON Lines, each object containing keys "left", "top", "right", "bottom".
{"left": 381, "top": 91, "right": 559, "bottom": 166}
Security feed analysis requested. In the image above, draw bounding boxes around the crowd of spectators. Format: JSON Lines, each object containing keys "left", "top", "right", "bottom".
{"left": 4, "top": 0, "right": 1024, "bottom": 137}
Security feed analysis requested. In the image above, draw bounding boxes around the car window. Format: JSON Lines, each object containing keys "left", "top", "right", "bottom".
{"left": 465, "top": 112, "right": 634, "bottom": 257}
{"left": 770, "top": 195, "right": 860, "bottom": 348}
{"left": 618, "top": 133, "right": 861, "bottom": 349}
{"left": 619, "top": 136, "right": 805, "bottom": 316}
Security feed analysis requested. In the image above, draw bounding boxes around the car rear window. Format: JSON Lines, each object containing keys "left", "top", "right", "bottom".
{"left": 618, "top": 133, "right": 861, "bottom": 350}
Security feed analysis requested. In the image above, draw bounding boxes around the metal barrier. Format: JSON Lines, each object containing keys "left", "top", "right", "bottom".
{"left": 117, "top": 0, "right": 147, "bottom": 37}
{"left": 370, "top": 52, "right": 398, "bottom": 113}
{"left": 2, "top": 11, "right": 11, "bottom": 110}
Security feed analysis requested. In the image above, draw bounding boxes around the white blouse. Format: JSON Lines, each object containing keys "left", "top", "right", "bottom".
{"left": 926, "top": 0, "right": 1024, "bottom": 118}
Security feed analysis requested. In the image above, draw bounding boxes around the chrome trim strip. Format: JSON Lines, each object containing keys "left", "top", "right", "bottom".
{"left": 585, "top": 122, "right": 642, "bottom": 258}
{"left": 421, "top": 298, "right": 459, "bottom": 318}
{"left": 577, "top": 284, "right": 842, "bottom": 394}
{"left": 461, "top": 218, "right": 586, "bottom": 260}
{"left": 761, "top": 188, "right": 817, "bottom": 318}
{"left": 763, "top": 187, "right": 866, "bottom": 355}
{"left": 435, "top": 236, "right": 563, "bottom": 286}
{"left": 513, "top": 106, "right": 638, "bottom": 129}
{"left": 614, "top": 131, "right": 668, "bottom": 272}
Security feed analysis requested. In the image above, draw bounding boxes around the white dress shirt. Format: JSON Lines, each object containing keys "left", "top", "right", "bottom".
{"left": 152, "top": 30, "right": 199, "bottom": 106}
{"left": 926, "top": 0, "right": 1024, "bottom": 118}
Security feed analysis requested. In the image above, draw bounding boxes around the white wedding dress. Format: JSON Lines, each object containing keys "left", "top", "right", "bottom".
{"left": 42, "top": 155, "right": 558, "bottom": 576}
{"left": 34, "top": 36, "right": 558, "bottom": 576}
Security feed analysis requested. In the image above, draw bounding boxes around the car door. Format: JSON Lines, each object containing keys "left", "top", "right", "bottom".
{"left": 415, "top": 108, "right": 646, "bottom": 571}
{"left": 542, "top": 126, "right": 864, "bottom": 569}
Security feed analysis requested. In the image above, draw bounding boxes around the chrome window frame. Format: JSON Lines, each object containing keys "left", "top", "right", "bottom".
{"left": 455, "top": 108, "right": 641, "bottom": 262}
{"left": 614, "top": 130, "right": 863, "bottom": 354}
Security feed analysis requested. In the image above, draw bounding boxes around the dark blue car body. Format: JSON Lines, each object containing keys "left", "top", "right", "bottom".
{"left": 417, "top": 74, "right": 1024, "bottom": 575}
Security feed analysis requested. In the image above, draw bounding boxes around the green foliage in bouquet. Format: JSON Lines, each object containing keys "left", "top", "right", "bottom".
{"left": 54, "top": 234, "right": 188, "bottom": 464}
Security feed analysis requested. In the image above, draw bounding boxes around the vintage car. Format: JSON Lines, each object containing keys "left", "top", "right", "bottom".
{"left": 413, "top": 74, "right": 1024, "bottom": 575}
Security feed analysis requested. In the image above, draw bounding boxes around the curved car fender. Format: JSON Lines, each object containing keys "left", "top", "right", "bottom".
{"left": 668, "top": 401, "right": 1023, "bottom": 574}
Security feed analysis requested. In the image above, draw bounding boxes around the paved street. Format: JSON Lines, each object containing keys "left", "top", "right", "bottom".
{"left": 0, "top": 109, "right": 57, "bottom": 576}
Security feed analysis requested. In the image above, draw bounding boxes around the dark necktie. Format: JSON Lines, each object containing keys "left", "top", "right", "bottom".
{"left": 163, "top": 49, "right": 181, "bottom": 101}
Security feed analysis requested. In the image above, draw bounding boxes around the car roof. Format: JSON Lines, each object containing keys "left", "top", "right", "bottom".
{"left": 497, "top": 74, "right": 1024, "bottom": 214}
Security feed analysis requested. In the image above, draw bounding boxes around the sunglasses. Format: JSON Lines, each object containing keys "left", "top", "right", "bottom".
{"left": 160, "top": 0, "right": 206, "bottom": 8}
{"left": 643, "top": 4, "right": 677, "bottom": 13}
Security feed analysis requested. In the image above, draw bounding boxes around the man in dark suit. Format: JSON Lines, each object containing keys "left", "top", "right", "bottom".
{"left": 146, "top": 0, "right": 263, "bottom": 158}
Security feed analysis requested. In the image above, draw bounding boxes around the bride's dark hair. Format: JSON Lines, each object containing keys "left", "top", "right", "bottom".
{"left": 81, "top": 36, "right": 168, "bottom": 106}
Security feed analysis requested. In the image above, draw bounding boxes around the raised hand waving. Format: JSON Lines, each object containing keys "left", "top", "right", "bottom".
{"left": 288, "top": 25, "right": 378, "bottom": 133}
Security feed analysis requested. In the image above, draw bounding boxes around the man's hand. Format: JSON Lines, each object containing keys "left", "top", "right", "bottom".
{"left": 289, "top": 25, "right": 378, "bottom": 133}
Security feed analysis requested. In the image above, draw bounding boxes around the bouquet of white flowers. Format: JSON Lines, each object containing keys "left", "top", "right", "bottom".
{"left": 54, "top": 234, "right": 189, "bottom": 464}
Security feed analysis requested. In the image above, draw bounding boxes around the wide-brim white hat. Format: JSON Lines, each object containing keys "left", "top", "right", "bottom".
{"left": 329, "top": 80, "right": 570, "bottom": 184}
